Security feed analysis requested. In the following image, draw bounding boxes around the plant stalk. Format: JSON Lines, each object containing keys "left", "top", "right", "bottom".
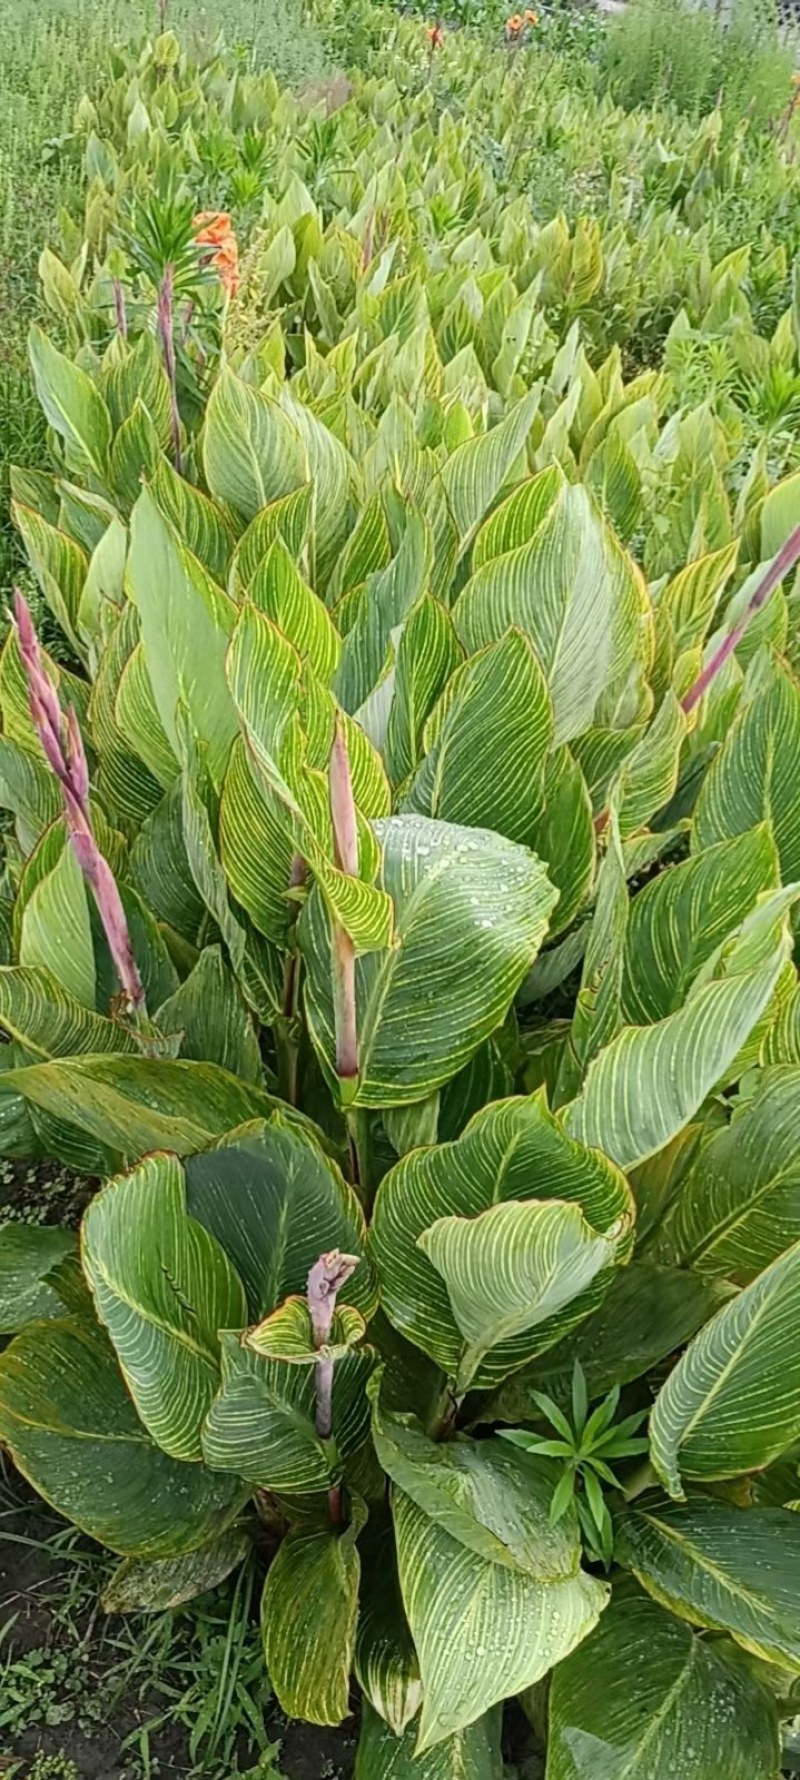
{"left": 157, "top": 263, "right": 182, "bottom": 473}
{"left": 682, "top": 521, "right": 800, "bottom": 714}
{"left": 307, "top": 1250, "right": 360, "bottom": 1530}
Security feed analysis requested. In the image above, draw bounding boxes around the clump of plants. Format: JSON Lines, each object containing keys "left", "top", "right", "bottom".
{"left": 4, "top": 17, "right": 800, "bottom": 1780}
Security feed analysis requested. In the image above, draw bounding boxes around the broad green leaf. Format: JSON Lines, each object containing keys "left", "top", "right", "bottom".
{"left": 371, "top": 1381, "right": 579, "bottom": 1579}
{"left": 355, "top": 1702, "right": 503, "bottom": 1780}
{"left": 128, "top": 488, "right": 238, "bottom": 787}
{"left": 565, "top": 887, "right": 798, "bottom": 1169}
{"left": 555, "top": 817, "right": 627, "bottom": 1106}
{"left": 102, "top": 1528, "right": 250, "bottom": 1612}
{"left": 394, "top": 1489, "right": 607, "bottom": 1751}
{"left": 334, "top": 511, "right": 429, "bottom": 716}
{"left": 219, "top": 737, "right": 295, "bottom": 948}
{"left": 693, "top": 656, "right": 800, "bottom": 884}
{"left": 185, "top": 1118, "right": 374, "bottom": 1321}
{"left": 420, "top": 1199, "right": 619, "bottom": 1395}
{"left": 547, "top": 1584, "right": 779, "bottom": 1780}
{"left": 404, "top": 632, "right": 552, "bottom": 843}
{"left": 371, "top": 1092, "right": 631, "bottom": 1386}
{"left": 355, "top": 1524, "right": 423, "bottom": 1737}
{"left": 202, "top": 1330, "right": 373, "bottom": 1491}
{"left": 29, "top": 323, "right": 112, "bottom": 479}
{"left": 129, "top": 781, "right": 205, "bottom": 943}
{"left": 203, "top": 367, "right": 305, "bottom": 522}
{"left": 471, "top": 466, "right": 563, "bottom": 568}
{"left": 12, "top": 501, "right": 87, "bottom": 653}
{"left": 82, "top": 1153, "right": 246, "bottom": 1461}
{"left": 616, "top": 1501, "right": 800, "bottom": 1672}
{"left": 0, "top": 1318, "right": 245, "bottom": 1556}
{"left": 109, "top": 398, "right": 161, "bottom": 509}
{"left": 230, "top": 484, "right": 313, "bottom": 594}
{"left": 438, "top": 389, "right": 539, "bottom": 551}
{"left": 649, "top": 1237, "right": 800, "bottom": 1496}
{"left": 155, "top": 946, "right": 261, "bottom": 1082}
{"left": 276, "top": 385, "right": 354, "bottom": 589}
{"left": 19, "top": 832, "right": 95, "bottom": 1009}
{"left": 261, "top": 1521, "right": 360, "bottom": 1724}
{"left": 0, "top": 1223, "right": 75, "bottom": 1332}
{"left": 0, "top": 965, "right": 137, "bottom": 1059}
{"left": 529, "top": 747, "right": 594, "bottom": 937}
{"left": 301, "top": 816, "right": 558, "bottom": 1108}
{"left": 250, "top": 537, "right": 341, "bottom": 683}
{"left": 453, "top": 484, "right": 647, "bottom": 744}
{"left": 3, "top": 1055, "right": 292, "bottom": 1160}
{"left": 611, "top": 692, "right": 686, "bottom": 839}
{"left": 652, "top": 1066, "right": 800, "bottom": 1281}
{"left": 487, "top": 1262, "right": 727, "bottom": 1420}
{"left": 621, "top": 827, "right": 778, "bottom": 1024}
{"left": 115, "top": 642, "right": 183, "bottom": 789}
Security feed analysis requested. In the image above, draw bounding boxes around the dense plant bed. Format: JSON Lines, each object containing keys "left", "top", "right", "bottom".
{"left": 4, "top": 12, "right": 800, "bottom": 1780}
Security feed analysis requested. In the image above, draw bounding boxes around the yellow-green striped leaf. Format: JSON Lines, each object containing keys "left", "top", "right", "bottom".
{"left": 528, "top": 747, "right": 595, "bottom": 937}
{"left": 616, "top": 1501, "right": 800, "bottom": 1672}
{"left": 0, "top": 965, "right": 137, "bottom": 1060}
{"left": 102, "top": 1529, "right": 250, "bottom": 1612}
{"left": 29, "top": 323, "right": 112, "bottom": 480}
{"left": 82, "top": 1153, "right": 246, "bottom": 1460}
{"left": 355, "top": 1702, "right": 503, "bottom": 1780}
{"left": 693, "top": 656, "right": 800, "bottom": 883}
{"left": 438, "top": 389, "right": 539, "bottom": 552}
{"left": 202, "top": 1330, "right": 373, "bottom": 1491}
{"left": 355, "top": 1525, "right": 423, "bottom": 1737}
{"left": 261, "top": 1520, "right": 361, "bottom": 1724}
{"left": 149, "top": 455, "right": 236, "bottom": 585}
{"left": 371, "top": 1092, "right": 631, "bottom": 1386}
{"left": 203, "top": 368, "right": 306, "bottom": 523}
{"left": 385, "top": 595, "right": 462, "bottom": 789}
{"left": 301, "top": 816, "right": 558, "bottom": 1108}
{"left": 649, "top": 1237, "right": 800, "bottom": 1496}
{"left": 0, "top": 1317, "right": 246, "bottom": 1556}
{"left": 230, "top": 484, "right": 313, "bottom": 594}
{"left": 250, "top": 537, "right": 341, "bottom": 683}
{"left": 393, "top": 1489, "right": 606, "bottom": 1752}
{"left": 154, "top": 945, "right": 261, "bottom": 1082}
{"left": 564, "top": 887, "right": 798, "bottom": 1169}
{"left": 19, "top": 835, "right": 96, "bottom": 1010}
{"left": 547, "top": 1583, "right": 779, "bottom": 1780}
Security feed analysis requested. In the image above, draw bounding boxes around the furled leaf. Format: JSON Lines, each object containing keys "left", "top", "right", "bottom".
{"left": 547, "top": 1584, "right": 779, "bottom": 1780}
{"left": 649, "top": 1237, "right": 800, "bottom": 1496}
{"left": 355, "top": 1524, "right": 423, "bottom": 1736}
{"left": 82, "top": 1153, "right": 246, "bottom": 1460}
{"left": 372, "top": 1092, "right": 631, "bottom": 1388}
{"left": 201, "top": 1331, "right": 374, "bottom": 1491}
{"left": 0, "top": 1318, "right": 246, "bottom": 1556}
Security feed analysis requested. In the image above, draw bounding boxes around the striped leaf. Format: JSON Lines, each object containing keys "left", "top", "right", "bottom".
{"left": 693, "top": 656, "right": 800, "bottom": 884}
{"left": 202, "top": 1330, "right": 374, "bottom": 1491}
{"left": 334, "top": 512, "right": 429, "bottom": 716}
{"left": 621, "top": 827, "right": 779, "bottom": 1025}
{"left": 219, "top": 736, "right": 295, "bottom": 947}
{"left": 355, "top": 1702, "right": 503, "bottom": 1780}
{"left": 12, "top": 501, "right": 87, "bottom": 653}
{"left": 371, "top": 1092, "right": 631, "bottom": 1387}
{"left": 554, "top": 816, "right": 627, "bottom": 1106}
{"left": 403, "top": 632, "right": 552, "bottom": 843}
{"left": 0, "top": 966, "right": 136, "bottom": 1060}
{"left": 393, "top": 1489, "right": 607, "bottom": 1751}
{"left": 261, "top": 1520, "right": 361, "bottom": 1724}
{"left": 564, "top": 886, "right": 798, "bottom": 1169}
{"left": 611, "top": 692, "right": 686, "bottom": 839}
{"left": 230, "top": 484, "right": 313, "bottom": 594}
{"left": 301, "top": 816, "right": 558, "bottom": 1108}
{"left": 651, "top": 1066, "right": 800, "bottom": 1282}
{"left": 250, "top": 537, "right": 341, "bottom": 683}
{"left": 371, "top": 1379, "right": 580, "bottom": 1579}
{"left": 115, "top": 642, "right": 183, "bottom": 789}
{"left": 616, "top": 1501, "right": 800, "bottom": 1671}
{"left": 82, "top": 1154, "right": 247, "bottom": 1460}
{"left": 438, "top": 389, "right": 539, "bottom": 552}
{"left": 19, "top": 834, "right": 96, "bottom": 1010}
{"left": 0, "top": 1223, "right": 75, "bottom": 1333}
{"left": 203, "top": 368, "right": 306, "bottom": 523}
{"left": 3, "top": 1055, "right": 294, "bottom": 1160}
{"left": 185, "top": 1118, "right": 373, "bottom": 1321}
{"left": 529, "top": 747, "right": 594, "bottom": 937}
{"left": 0, "top": 1318, "right": 246, "bottom": 1556}
{"left": 128, "top": 488, "right": 238, "bottom": 788}
{"left": 246, "top": 1297, "right": 365, "bottom": 1363}
{"left": 355, "top": 1524, "right": 423, "bottom": 1737}
{"left": 275, "top": 387, "right": 354, "bottom": 590}
{"left": 149, "top": 456, "right": 236, "bottom": 585}
{"left": 102, "top": 1529, "right": 250, "bottom": 1612}
{"left": 29, "top": 323, "right": 112, "bottom": 480}
{"left": 453, "top": 484, "right": 647, "bottom": 745}
{"left": 154, "top": 946, "right": 261, "bottom": 1083}
{"left": 471, "top": 466, "right": 563, "bottom": 568}
{"left": 108, "top": 399, "right": 161, "bottom": 510}
{"left": 547, "top": 1584, "right": 779, "bottom": 1780}
{"left": 385, "top": 595, "right": 462, "bottom": 789}
{"left": 419, "top": 1199, "right": 619, "bottom": 1395}
{"left": 649, "top": 1238, "right": 800, "bottom": 1496}
{"left": 128, "top": 782, "right": 205, "bottom": 943}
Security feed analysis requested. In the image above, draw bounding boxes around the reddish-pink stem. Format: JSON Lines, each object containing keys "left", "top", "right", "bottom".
{"left": 157, "top": 265, "right": 182, "bottom": 473}
{"left": 682, "top": 522, "right": 800, "bottom": 714}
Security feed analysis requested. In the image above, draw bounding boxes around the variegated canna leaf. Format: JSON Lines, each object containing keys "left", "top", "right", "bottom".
{"left": 261, "top": 1517, "right": 362, "bottom": 1724}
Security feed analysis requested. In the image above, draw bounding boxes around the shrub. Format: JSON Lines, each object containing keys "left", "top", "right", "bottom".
{"left": 3, "top": 19, "right": 800, "bottom": 1780}
{"left": 602, "top": 0, "right": 793, "bottom": 127}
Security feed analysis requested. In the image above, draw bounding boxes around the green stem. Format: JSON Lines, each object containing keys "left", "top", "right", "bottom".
{"left": 275, "top": 950, "right": 301, "bottom": 1107}
{"left": 346, "top": 1107, "right": 374, "bottom": 1210}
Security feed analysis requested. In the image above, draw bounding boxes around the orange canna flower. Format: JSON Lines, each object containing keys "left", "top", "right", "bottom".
{"left": 427, "top": 21, "right": 444, "bottom": 46}
{"left": 193, "top": 210, "right": 233, "bottom": 247}
{"left": 506, "top": 14, "right": 524, "bottom": 34}
{"left": 525, "top": 8, "right": 538, "bottom": 21}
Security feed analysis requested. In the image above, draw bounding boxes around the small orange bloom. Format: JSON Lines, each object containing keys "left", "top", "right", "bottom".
{"left": 193, "top": 210, "right": 233, "bottom": 247}
{"left": 427, "top": 21, "right": 444, "bottom": 46}
{"left": 525, "top": 8, "right": 538, "bottom": 22}
{"left": 506, "top": 14, "right": 524, "bottom": 35}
